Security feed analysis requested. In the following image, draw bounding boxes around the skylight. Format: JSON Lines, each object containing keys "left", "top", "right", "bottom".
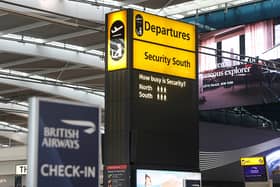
{"left": 160, "top": 0, "right": 259, "bottom": 18}
{"left": 79, "top": 0, "right": 260, "bottom": 19}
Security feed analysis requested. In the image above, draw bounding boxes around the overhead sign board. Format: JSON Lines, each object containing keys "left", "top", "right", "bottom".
{"left": 240, "top": 156, "right": 265, "bottom": 166}
{"left": 133, "top": 40, "right": 196, "bottom": 79}
{"left": 107, "top": 10, "right": 127, "bottom": 71}
{"left": 132, "top": 10, "right": 196, "bottom": 79}
{"left": 27, "top": 98, "right": 100, "bottom": 187}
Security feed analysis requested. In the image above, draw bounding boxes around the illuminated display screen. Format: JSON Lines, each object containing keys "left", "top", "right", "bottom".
{"left": 136, "top": 169, "right": 201, "bottom": 187}
{"left": 265, "top": 149, "right": 280, "bottom": 178}
{"left": 243, "top": 165, "right": 267, "bottom": 182}
{"left": 199, "top": 18, "right": 280, "bottom": 110}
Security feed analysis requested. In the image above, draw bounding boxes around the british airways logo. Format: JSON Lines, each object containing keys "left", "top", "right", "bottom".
{"left": 61, "top": 120, "right": 96, "bottom": 135}
{"left": 41, "top": 120, "right": 97, "bottom": 150}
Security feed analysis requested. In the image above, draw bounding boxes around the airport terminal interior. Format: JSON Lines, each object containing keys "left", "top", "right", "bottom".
{"left": 0, "top": 0, "right": 279, "bottom": 187}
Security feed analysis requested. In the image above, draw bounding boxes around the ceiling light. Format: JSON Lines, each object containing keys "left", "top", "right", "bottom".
{"left": 170, "top": 14, "right": 185, "bottom": 19}
{"left": 0, "top": 144, "right": 9, "bottom": 148}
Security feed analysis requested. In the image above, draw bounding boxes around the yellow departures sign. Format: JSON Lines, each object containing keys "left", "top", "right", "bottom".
{"left": 106, "top": 9, "right": 197, "bottom": 79}
{"left": 133, "top": 10, "right": 196, "bottom": 79}
{"left": 133, "top": 10, "right": 195, "bottom": 51}
{"left": 107, "top": 10, "right": 127, "bottom": 71}
{"left": 240, "top": 156, "right": 265, "bottom": 166}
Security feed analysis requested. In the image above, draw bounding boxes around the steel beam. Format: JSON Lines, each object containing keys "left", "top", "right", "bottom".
{"left": 0, "top": 131, "right": 27, "bottom": 144}
{"left": 0, "top": 57, "right": 45, "bottom": 69}
{"left": 0, "top": 21, "right": 50, "bottom": 36}
{"left": 43, "top": 29, "right": 99, "bottom": 43}
{"left": 0, "top": 74, "right": 104, "bottom": 107}
{"left": 0, "top": 102, "right": 28, "bottom": 118}
{"left": 0, "top": 38, "right": 104, "bottom": 69}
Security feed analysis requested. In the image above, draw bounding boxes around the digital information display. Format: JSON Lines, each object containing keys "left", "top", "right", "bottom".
{"left": 136, "top": 169, "right": 201, "bottom": 187}
{"left": 243, "top": 165, "right": 268, "bottom": 182}
{"left": 27, "top": 98, "right": 100, "bottom": 187}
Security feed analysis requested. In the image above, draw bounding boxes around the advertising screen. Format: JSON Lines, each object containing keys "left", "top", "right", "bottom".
{"left": 136, "top": 169, "right": 201, "bottom": 187}
{"left": 264, "top": 148, "right": 280, "bottom": 178}
{"left": 243, "top": 165, "right": 268, "bottom": 182}
{"left": 199, "top": 18, "right": 280, "bottom": 110}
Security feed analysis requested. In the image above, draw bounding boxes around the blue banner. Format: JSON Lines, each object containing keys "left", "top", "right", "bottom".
{"left": 35, "top": 99, "right": 99, "bottom": 187}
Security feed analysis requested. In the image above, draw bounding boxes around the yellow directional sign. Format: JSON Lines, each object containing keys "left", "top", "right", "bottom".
{"left": 132, "top": 10, "right": 196, "bottom": 79}
{"left": 133, "top": 40, "right": 196, "bottom": 79}
{"left": 107, "top": 10, "right": 127, "bottom": 71}
{"left": 240, "top": 157, "right": 265, "bottom": 166}
{"left": 106, "top": 9, "right": 197, "bottom": 79}
{"left": 133, "top": 10, "right": 196, "bottom": 51}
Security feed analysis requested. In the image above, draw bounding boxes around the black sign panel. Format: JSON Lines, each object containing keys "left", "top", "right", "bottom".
{"left": 130, "top": 70, "right": 198, "bottom": 169}
{"left": 131, "top": 70, "right": 197, "bottom": 129}
{"left": 185, "top": 180, "right": 201, "bottom": 187}
{"left": 105, "top": 9, "right": 198, "bottom": 172}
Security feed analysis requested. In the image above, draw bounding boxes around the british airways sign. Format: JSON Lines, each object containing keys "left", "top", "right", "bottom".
{"left": 27, "top": 98, "right": 100, "bottom": 187}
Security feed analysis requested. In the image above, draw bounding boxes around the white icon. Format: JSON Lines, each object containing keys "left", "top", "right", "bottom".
{"left": 111, "top": 25, "right": 123, "bottom": 34}
{"left": 111, "top": 43, "right": 123, "bottom": 59}
{"left": 61, "top": 120, "right": 96, "bottom": 134}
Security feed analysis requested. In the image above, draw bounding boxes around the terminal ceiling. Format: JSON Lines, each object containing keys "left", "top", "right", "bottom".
{"left": 0, "top": 0, "right": 267, "bottom": 147}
